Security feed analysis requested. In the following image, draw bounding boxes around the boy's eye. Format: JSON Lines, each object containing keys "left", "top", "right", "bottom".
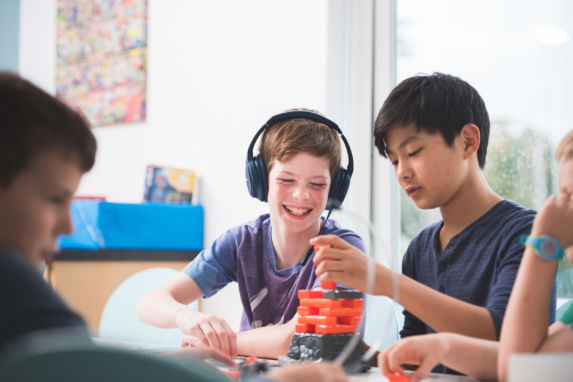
{"left": 408, "top": 148, "right": 423, "bottom": 157}
{"left": 310, "top": 182, "right": 327, "bottom": 189}
{"left": 390, "top": 159, "right": 398, "bottom": 167}
{"left": 279, "top": 178, "right": 294, "bottom": 184}
{"left": 50, "top": 196, "right": 65, "bottom": 205}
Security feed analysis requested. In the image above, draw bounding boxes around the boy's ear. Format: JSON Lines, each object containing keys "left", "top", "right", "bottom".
{"left": 460, "top": 123, "right": 480, "bottom": 159}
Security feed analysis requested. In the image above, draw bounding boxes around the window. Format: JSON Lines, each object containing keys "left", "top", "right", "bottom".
{"left": 397, "top": 0, "right": 573, "bottom": 298}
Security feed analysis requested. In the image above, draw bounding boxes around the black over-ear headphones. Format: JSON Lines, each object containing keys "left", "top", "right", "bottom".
{"left": 245, "top": 110, "right": 354, "bottom": 209}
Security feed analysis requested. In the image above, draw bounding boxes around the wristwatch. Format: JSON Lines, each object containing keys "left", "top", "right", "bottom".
{"left": 520, "top": 235, "right": 564, "bottom": 261}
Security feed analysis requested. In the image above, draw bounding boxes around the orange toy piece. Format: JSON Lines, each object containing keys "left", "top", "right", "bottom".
{"left": 340, "top": 299, "right": 364, "bottom": 308}
{"left": 321, "top": 281, "right": 337, "bottom": 289}
{"left": 300, "top": 298, "right": 342, "bottom": 309}
{"left": 297, "top": 306, "right": 319, "bottom": 316}
{"left": 318, "top": 307, "right": 362, "bottom": 317}
{"left": 337, "top": 316, "right": 362, "bottom": 325}
{"left": 245, "top": 356, "right": 258, "bottom": 365}
{"left": 295, "top": 323, "right": 315, "bottom": 333}
{"left": 315, "top": 324, "right": 358, "bottom": 334}
{"left": 386, "top": 373, "right": 411, "bottom": 382}
{"left": 313, "top": 244, "right": 331, "bottom": 253}
{"left": 298, "top": 315, "right": 337, "bottom": 326}
{"left": 298, "top": 290, "right": 323, "bottom": 299}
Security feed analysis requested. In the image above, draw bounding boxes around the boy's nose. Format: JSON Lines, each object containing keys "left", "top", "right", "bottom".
{"left": 396, "top": 161, "right": 412, "bottom": 179}
{"left": 58, "top": 211, "right": 74, "bottom": 235}
{"left": 293, "top": 185, "right": 310, "bottom": 199}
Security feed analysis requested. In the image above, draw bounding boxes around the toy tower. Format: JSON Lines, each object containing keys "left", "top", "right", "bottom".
{"left": 286, "top": 247, "right": 370, "bottom": 373}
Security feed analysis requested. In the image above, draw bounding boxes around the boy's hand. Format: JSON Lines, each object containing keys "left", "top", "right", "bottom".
{"left": 531, "top": 193, "right": 573, "bottom": 250}
{"left": 266, "top": 361, "right": 348, "bottom": 382}
{"left": 176, "top": 308, "right": 237, "bottom": 358}
{"left": 380, "top": 334, "right": 448, "bottom": 382}
{"left": 310, "top": 235, "right": 389, "bottom": 295}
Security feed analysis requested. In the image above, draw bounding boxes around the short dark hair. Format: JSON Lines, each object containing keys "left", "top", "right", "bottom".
{"left": 0, "top": 72, "right": 97, "bottom": 187}
{"left": 373, "top": 72, "right": 490, "bottom": 168}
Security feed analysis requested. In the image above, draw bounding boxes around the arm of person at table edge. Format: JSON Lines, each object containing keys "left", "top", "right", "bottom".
{"left": 311, "top": 234, "right": 499, "bottom": 340}
{"left": 380, "top": 332, "right": 499, "bottom": 381}
{"left": 138, "top": 272, "right": 298, "bottom": 359}
{"left": 498, "top": 193, "right": 573, "bottom": 381}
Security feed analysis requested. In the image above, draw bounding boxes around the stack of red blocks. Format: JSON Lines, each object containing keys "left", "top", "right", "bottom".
{"left": 295, "top": 282, "right": 364, "bottom": 335}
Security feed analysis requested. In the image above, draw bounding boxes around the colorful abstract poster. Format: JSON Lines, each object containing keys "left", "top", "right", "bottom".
{"left": 56, "top": 0, "right": 147, "bottom": 127}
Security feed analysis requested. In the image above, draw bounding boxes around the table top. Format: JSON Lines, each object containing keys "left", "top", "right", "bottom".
{"left": 93, "top": 337, "right": 484, "bottom": 382}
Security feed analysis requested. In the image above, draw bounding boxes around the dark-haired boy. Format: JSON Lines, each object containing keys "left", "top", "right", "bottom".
{"left": 312, "top": 72, "right": 555, "bottom": 374}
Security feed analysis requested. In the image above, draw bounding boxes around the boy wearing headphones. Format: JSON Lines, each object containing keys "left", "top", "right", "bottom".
{"left": 138, "top": 110, "right": 365, "bottom": 359}
{"left": 312, "top": 73, "right": 555, "bottom": 374}
{"left": 0, "top": 73, "right": 348, "bottom": 382}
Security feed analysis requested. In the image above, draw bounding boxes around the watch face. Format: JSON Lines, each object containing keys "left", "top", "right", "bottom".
{"left": 540, "top": 239, "right": 558, "bottom": 256}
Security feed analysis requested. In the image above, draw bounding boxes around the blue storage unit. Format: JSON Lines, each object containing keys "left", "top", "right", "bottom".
{"left": 58, "top": 200, "right": 203, "bottom": 251}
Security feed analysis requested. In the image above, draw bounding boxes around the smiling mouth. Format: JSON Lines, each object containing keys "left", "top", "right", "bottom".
{"left": 284, "top": 205, "right": 312, "bottom": 217}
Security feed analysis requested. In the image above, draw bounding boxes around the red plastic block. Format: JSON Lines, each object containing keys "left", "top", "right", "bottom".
{"left": 297, "top": 290, "right": 323, "bottom": 299}
{"left": 315, "top": 324, "right": 358, "bottom": 334}
{"left": 319, "top": 307, "right": 362, "bottom": 317}
{"left": 313, "top": 244, "right": 331, "bottom": 253}
{"left": 297, "top": 306, "right": 319, "bottom": 316}
{"left": 321, "top": 281, "right": 337, "bottom": 290}
{"left": 295, "top": 323, "right": 315, "bottom": 333}
{"left": 337, "top": 316, "right": 362, "bottom": 325}
{"left": 300, "top": 298, "right": 342, "bottom": 309}
{"left": 245, "top": 356, "right": 258, "bottom": 364}
{"left": 298, "top": 315, "right": 337, "bottom": 326}
{"left": 386, "top": 373, "right": 411, "bottom": 382}
{"left": 340, "top": 299, "right": 364, "bottom": 308}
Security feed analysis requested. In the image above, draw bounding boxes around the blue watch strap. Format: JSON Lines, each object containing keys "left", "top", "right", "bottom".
{"left": 520, "top": 235, "right": 564, "bottom": 261}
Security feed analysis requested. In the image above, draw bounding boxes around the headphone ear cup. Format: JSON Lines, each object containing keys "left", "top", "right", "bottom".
{"left": 327, "top": 168, "right": 351, "bottom": 209}
{"left": 246, "top": 154, "right": 268, "bottom": 202}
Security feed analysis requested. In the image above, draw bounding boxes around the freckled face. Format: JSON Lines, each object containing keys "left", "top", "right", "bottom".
{"left": 267, "top": 152, "right": 331, "bottom": 235}
{"left": 385, "top": 123, "right": 466, "bottom": 210}
{"left": 0, "top": 151, "right": 83, "bottom": 268}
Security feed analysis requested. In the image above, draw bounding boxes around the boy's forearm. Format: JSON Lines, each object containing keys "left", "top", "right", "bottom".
{"left": 137, "top": 290, "right": 186, "bottom": 328}
{"left": 440, "top": 333, "right": 499, "bottom": 380}
{"left": 498, "top": 248, "right": 557, "bottom": 380}
{"left": 391, "top": 273, "right": 498, "bottom": 340}
{"left": 236, "top": 320, "right": 296, "bottom": 358}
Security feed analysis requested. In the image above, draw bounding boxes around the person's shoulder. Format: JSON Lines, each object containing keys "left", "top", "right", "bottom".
{"left": 493, "top": 199, "right": 536, "bottom": 227}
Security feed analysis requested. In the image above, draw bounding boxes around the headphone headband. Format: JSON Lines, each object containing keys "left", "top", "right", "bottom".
{"left": 246, "top": 110, "right": 354, "bottom": 208}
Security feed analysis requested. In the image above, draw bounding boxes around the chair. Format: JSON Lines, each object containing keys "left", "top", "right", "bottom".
{"left": 98, "top": 267, "right": 198, "bottom": 347}
{"left": 363, "top": 295, "right": 402, "bottom": 352}
{"left": 0, "top": 329, "right": 230, "bottom": 382}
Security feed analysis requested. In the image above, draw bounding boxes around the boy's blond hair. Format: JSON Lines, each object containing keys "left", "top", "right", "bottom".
{"left": 555, "top": 130, "right": 573, "bottom": 162}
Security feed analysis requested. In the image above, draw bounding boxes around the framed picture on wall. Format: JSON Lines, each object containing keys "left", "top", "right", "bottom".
{"left": 56, "top": 0, "right": 147, "bottom": 127}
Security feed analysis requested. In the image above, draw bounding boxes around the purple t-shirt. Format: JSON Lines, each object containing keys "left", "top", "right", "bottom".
{"left": 183, "top": 214, "right": 365, "bottom": 331}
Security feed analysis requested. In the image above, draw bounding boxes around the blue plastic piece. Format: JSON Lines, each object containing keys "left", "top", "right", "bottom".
{"left": 58, "top": 200, "right": 203, "bottom": 250}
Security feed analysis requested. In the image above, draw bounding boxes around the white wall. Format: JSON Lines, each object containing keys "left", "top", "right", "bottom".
{"left": 19, "top": 0, "right": 398, "bottom": 340}
{"left": 20, "top": 0, "right": 330, "bottom": 330}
